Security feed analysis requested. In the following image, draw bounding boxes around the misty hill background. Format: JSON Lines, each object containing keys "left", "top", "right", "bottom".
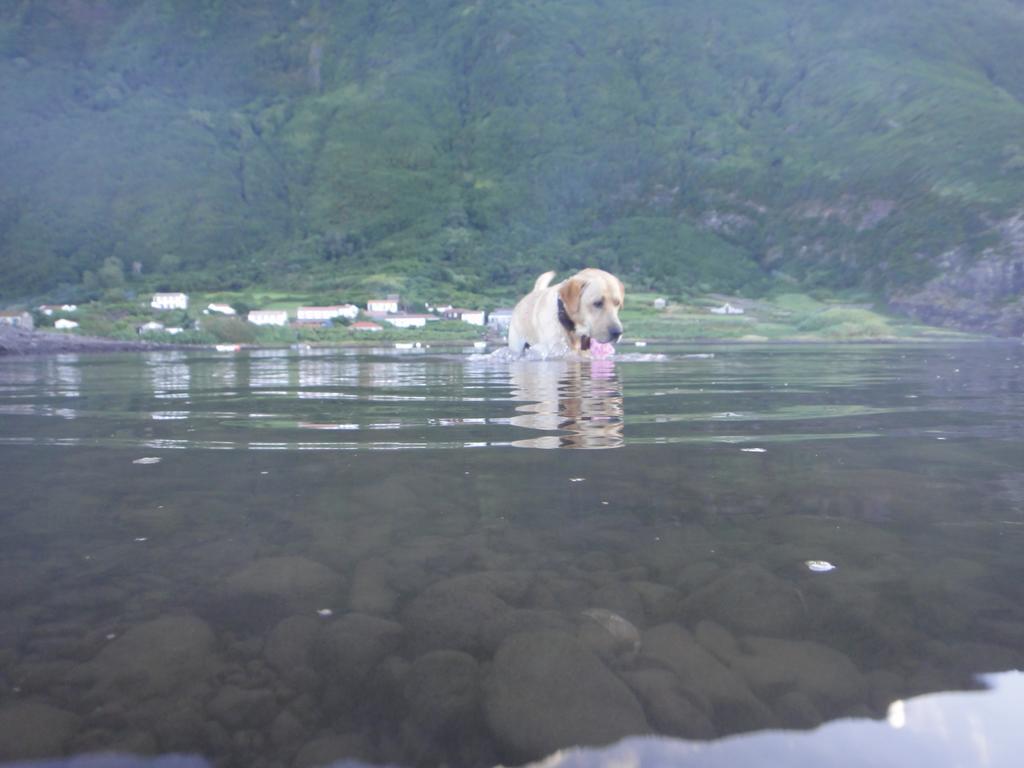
{"left": 2, "top": 0, "right": 1023, "bottom": 333}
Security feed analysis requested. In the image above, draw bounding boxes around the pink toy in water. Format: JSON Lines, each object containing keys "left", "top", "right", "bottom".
{"left": 589, "top": 339, "right": 616, "bottom": 358}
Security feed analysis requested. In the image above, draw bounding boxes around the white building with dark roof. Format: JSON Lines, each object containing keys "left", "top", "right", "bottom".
{"left": 151, "top": 293, "right": 189, "bottom": 310}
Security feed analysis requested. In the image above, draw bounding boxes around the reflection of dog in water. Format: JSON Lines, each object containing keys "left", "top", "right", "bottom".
{"left": 509, "top": 359, "right": 623, "bottom": 449}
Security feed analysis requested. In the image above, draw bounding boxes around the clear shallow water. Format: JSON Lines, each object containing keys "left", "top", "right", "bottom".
{"left": 1, "top": 343, "right": 1023, "bottom": 766}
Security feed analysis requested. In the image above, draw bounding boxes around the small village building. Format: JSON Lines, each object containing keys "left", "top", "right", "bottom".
{"left": 367, "top": 298, "right": 399, "bottom": 314}
{"left": 138, "top": 321, "right": 165, "bottom": 334}
{"left": 351, "top": 321, "right": 383, "bottom": 332}
{"left": 247, "top": 310, "right": 289, "bottom": 326}
{"left": 297, "top": 305, "right": 359, "bottom": 322}
{"left": 487, "top": 308, "right": 514, "bottom": 331}
{"left": 54, "top": 319, "right": 80, "bottom": 330}
{"left": 385, "top": 314, "right": 432, "bottom": 329}
{"left": 710, "top": 302, "right": 745, "bottom": 315}
{"left": 0, "top": 311, "right": 34, "bottom": 330}
{"left": 151, "top": 292, "right": 189, "bottom": 310}
{"left": 443, "top": 308, "right": 486, "bottom": 326}
{"left": 206, "top": 303, "right": 236, "bottom": 315}
{"left": 39, "top": 304, "right": 78, "bottom": 316}
{"left": 653, "top": 297, "right": 667, "bottom": 310}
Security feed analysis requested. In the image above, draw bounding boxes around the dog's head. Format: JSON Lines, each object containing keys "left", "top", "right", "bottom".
{"left": 558, "top": 268, "right": 625, "bottom": 348}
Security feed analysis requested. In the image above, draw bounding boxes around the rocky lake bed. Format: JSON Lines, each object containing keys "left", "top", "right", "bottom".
{"left": 1, "top": 344, "right": 1023, "bottom": 767}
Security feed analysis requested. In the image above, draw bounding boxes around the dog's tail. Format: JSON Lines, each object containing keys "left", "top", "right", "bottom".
{"left": 533, "top": 271, "right": 557, "bottom": 292}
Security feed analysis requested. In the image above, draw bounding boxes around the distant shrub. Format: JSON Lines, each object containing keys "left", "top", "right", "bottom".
{"left": 201, "top": 316, "right": 258, "bottom": 343}
{"left": 797, "top": 307, "right": 893, "bottom": 338}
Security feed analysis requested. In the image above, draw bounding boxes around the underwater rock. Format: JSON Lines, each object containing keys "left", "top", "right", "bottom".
{"left": 78, "top": 614, "right": 216, "bottom": 702}
{"left": 349, "top": 558, "right": 399, "bottom": 616}
{"left": 622, "top": 668, "right": 716, "bottom": 739}
{"left": 589, "top": 582, "right": 646, "bottom": 626}
{"left": 222, "top": 556, "right": 346, "bottom": 614}
{"left": 729, "top": 637, "right": 867, "bottom": 713}
{"left": 314, "top": 613, "right": 404, "bottom": 690}
{"left": 270, "top": 708, "right": 307, "bottom": 750}
{"left": 694, "top": 620, "right": 741, "bottom": 663}
{"left": 628, "top": 580, "right": 682, "bottom": 623}
{"left": 293, "top": 731, "right": 371, "bottom": 768}
{"left": 641, "top": 623, "right": 773, "bottom": 732}
{"left": 263, "top": 615, "right": 321, "bottom": 687}
{"left": 483, "top": 630, "right": 649, "bottom": 761}
{"left": 403, "top": 577, "right": 510, "bottom": 655}
{"left": 772, "top": 690, "right": 822, "bottom": 729}
{"left": 403, "top": 650, "right": 481, "bottom": 735}
{"left": 206, "top": 684, "right": 278, "bottom": 730}
{"left": 578, "top": 608, "right": 642, "bottom": 663}
{"left": 683, "top": 564, "right": 804, "bottom": 635}
{"left": 0, "top": 700, "right": 80, "bottom": 760}
{"left": 480, "top": 608, "right": 573, "bottom": 654}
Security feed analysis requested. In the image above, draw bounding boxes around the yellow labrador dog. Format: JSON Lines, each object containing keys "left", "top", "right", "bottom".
{"left": 508, "top": 268, "right": 625, "bottom": 357}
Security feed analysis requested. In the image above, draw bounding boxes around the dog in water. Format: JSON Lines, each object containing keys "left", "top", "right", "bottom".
{"left": 508, "top": 269, "right": 625, "bottom": 358}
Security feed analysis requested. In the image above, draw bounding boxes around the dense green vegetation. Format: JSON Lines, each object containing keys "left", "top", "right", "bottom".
{"left": 2, "top": 1, "right": 1023, "bottom": 325}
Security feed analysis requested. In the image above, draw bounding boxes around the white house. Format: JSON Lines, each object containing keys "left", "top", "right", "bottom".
{"left": 151, "top": 293, "right": 189, "bottom": 310}
{"left": 367, "top": 298, "right": 399, "bottom": 314}
{"left": 0, "top": 311, "right": 34, "bottom": 330}
{"left": 459, "top": 309, "right": 486, "bottom": 326}
{"left": 206, "top": 303, "right": 236, "bottom": 315}
{"left": 138, "top": 321, "right": 165, "bottom": 334}
{"left": 487, "top": 308, "right": 514, "bottom": 331}
{"left": 39, "top": 304, "right": 78, "bottom": 316}
{"left": 444, "top": 308, "right": 486, "bottom": 326}
{"left": 248, "top": 310, "right": 289, "bottom": 326}
{"left": 653, "top": 297, "right": 667, "bottom": 310}
{"left": 54, "top": 318, "right": 80, "bottom": 330}
{"left": 710, "top": 302, "right": 745, "bottom": 315}
{"left": 385, "top": 314, "right": 431, "bottom": 329}
{"left": 297, "top": 305, "right": 359, "bottom": 322}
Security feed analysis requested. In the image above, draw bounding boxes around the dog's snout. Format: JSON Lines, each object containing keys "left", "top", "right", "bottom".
{"left": 609, "top": 327, "right": 623, "bottom": 342}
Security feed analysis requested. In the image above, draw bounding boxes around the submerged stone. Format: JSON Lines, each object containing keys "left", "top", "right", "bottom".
{"left": 314, "top": 612, "right": 404, "bottom": 690}
{"left": 622, "top": 668, "right": 716, "bottom": 739}
{"left": 80, "top": 614, "right": 217, "bottom": 702}
{"left": 263, "top": 615, "right": 321, "bottom": 687}
{"left": 483, "top": 630, "right": 649, "bottom": 761}
{"left": 403, "top": 650, "right": 481, "bottom": 734}
{"left": 684, "top": 564, "right": 804, "bottom": 635}
{"left": 578, "top": 608, "right": 642, "bottom": 663}
{"left": 0, "top": 700, "right": 80, "bottom": 760}
{"left": 730, "top": 636, "right": 867, "bottom": 713}
{"left": 641, "top": 623, "right": 774, "bottom": 732}
{"left": 222, "top": 556, "right": 346, "bottom": 613}
{"left": 403, "top": 577, "right": 510, "bottom": 655}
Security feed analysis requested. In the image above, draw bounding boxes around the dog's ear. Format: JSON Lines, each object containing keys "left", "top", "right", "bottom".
{"left": 559, "top": 277, "right": 586, "bottom": 320}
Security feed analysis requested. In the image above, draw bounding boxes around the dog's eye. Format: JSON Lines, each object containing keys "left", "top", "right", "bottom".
{"left": 593, "top": 299, "right": 604, "bottom": 308}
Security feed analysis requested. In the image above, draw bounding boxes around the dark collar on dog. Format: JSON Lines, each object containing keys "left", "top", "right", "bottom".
{"left": 557, "top": 297, "right": 575, "bottom": 333}
{"left": 557, "top": 298, "right": 590, "bottom": 350}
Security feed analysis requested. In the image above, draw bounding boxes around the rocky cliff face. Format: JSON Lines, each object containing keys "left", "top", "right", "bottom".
{"left": 890, "top": 213, "right": 1024, "bottom": 336}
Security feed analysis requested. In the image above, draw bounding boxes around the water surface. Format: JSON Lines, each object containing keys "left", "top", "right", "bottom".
{"left": 1, "top": 343, "right": 1022, "bottom": 767}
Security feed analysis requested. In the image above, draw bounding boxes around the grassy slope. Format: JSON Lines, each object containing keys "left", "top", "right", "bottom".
{"left": 1, "top": 0, "right": 1023, "bottom": 309}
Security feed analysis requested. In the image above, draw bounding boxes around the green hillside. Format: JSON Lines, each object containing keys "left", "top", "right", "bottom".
{"left": 2, "top": 1, "right": 1023, "bottom": 331}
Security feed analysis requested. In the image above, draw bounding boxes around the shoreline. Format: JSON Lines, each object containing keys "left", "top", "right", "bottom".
{"left": 1, "top": 325, "right": 1003, "bottom": 358}
{"left": 0, "top": 326, "right": 186, "bottom": 356}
